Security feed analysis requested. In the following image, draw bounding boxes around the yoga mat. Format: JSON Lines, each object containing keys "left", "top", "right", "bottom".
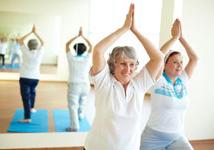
{"left": 7, "top": 109, "right": 48, "bottom": 133}
{"left": 53, "top": 109, "right": 91, "bottom": 132}
{"left": 0, "top": 64, "right": 20, "bottom": 69}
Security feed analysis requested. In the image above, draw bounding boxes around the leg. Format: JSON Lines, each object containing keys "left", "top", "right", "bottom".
{"left": 78, "top": 96, "right": 87, "bottom": 120}
{"left": 17, "top": 53, "right": 22, "bottom": 66}
{"left": 67, "top": 96, "right": 80, "bottom": 131}
{"left": 0, "top": 54, "right": 4, "bottom": 66}
{"left": 11, "top": 54, "right": 15, "bottom": 66}
{"left": 166, "top": 136, "right": 193, "bottom": 150}
{"left": 78, "top": 83, "right": 90, "bottom": 120}
{"left": 2, "top": 54, "right": 5, "bottom": 66}
{"left": 19, "top": 78, "right": 31, "bottom": 120}
{"left": 67, "top": 83, "right": 80, "bottom": 131}
{"left": 29, "top": 79, "right": 39, "bottom": 110}
{"left": 140, "top": 126, "right": 173, "bottom": 150}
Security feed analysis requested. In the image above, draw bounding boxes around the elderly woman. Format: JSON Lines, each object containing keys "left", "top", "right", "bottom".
{"left": 84, "top": 4, "right": 163, "bottom": 150}
{"left": 18, "top": 25, "right": 44, "bottom": 123}
{"left": 140, "top": 19, "right": 198, "bottom": 150}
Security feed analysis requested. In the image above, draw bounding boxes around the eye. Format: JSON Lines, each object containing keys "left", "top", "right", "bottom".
{"left": 120, "top": 63, "right": 126, "bottom": 66}
{"left": 130, "top": 63, "right": 135, "bottom": 67}
{"left": 173, "top": 61, "right": 178, "bottom": 64}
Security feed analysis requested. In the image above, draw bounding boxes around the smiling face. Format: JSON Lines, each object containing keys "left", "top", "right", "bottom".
{"left": 114, "top": 55, "right": 137, "bottom": 85}
{"left": 107, "top": 46, "right": 138, "bottom": 86}
{"left": 164, "top": 53, "right": 183, "bottom": 78}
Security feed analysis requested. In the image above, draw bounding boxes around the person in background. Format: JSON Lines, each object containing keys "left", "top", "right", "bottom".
{"left": 140, "top": 19, "right": 198, "bottom": 150}
{"left": 65, "top": 27, "right": 92, "bottom": 132}
{"left": 0, "top": 37, "right": 8, "bottom": 67}
{"left": 84, "top": 3, "right": 163, "bottom": 150}
{"left": 9, "top": 37, "right": 22, "bottom": 67}
{"left": 18, "top": 25, "right": 44, "bottom": 123}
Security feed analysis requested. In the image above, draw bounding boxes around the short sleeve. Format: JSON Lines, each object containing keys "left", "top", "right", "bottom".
{"left": 90, "top": 65, "right": 111, "bottom": 90}
{"left": 134, "top": 66, "right": 155, "bottom": 92}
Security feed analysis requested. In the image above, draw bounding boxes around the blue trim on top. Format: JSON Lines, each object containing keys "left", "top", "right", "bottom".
{"left": 154, "top": 72, "right": 187, "bottom": 99}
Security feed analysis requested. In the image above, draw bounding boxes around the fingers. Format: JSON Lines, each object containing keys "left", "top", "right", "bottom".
{"left": 32, "top": 25, "right": 36, "bottom": 33}
{"left": 128, "top": 3, "right": 134, "bottom": 17}
{"left": 79, "top": 26, "right": 83, "bottom": 36}
{"left": 123, "top": 3, "right": 135, "bottom": 30}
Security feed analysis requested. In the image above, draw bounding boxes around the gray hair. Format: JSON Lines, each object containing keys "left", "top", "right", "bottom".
{"left": 107, "top": 46, "right": 139, "bottom": 75}
{"left": 27, "top": 39, "right": 38, "bottom": 50}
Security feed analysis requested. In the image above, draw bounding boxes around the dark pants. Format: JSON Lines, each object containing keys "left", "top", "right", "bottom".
{"left": 19, "top": 78, "right": 39, "bottom": 119}
{"left": 0, "top": 54, "right": 5, "bottom": 66}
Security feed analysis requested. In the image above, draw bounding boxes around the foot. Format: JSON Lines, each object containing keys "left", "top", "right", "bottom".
{"left": 78, "top": 111, "right": 85, "bottom": 120}
{"left": 31, "top": 108, "right": 37, "bottom": 113}
{"left": 18, "top": 119, "right": 31, "bottom": 123}
{"left": 65, "top": 127, "right": 78, "bottom": 132}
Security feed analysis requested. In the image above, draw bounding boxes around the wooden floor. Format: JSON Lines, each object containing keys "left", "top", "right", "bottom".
{"left": 0, "top": 80, "right": 214, "bottom": 150}
{"left": 0, "top": 80, "right": 67, "bottom": 133}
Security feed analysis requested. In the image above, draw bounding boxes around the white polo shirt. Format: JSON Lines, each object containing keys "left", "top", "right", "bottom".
{"left": 66, "top": 52, "right": 91, "bottom": 83}
{"left": 147, "top": 72, "right": 189, "bottom": 133}
{"left": 0, "top": 42, "right": 7, "bottom": 55}
{"left": 85, "top": 65, "right": 154, "bottom": 150}
{"left": 20, "top": 46, "right": 43, "bottom": 79}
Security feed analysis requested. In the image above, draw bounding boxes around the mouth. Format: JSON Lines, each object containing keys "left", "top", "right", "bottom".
{"left": 176, "top": 67, "right": 182, "bottom": 72}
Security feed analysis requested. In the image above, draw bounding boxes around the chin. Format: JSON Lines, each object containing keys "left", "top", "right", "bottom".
{"left": 175, "top": 72, "right": 182, "bottom": 76}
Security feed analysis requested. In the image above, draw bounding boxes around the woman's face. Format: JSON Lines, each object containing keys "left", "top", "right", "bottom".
{"left": 114, "top": 56, "right": 137, "bottom": 85}
{"left": 164, "top": 54, "right": 183, "bottom": 77}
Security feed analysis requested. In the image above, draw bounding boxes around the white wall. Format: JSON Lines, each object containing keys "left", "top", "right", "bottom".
{"left": 181, "top": 0, "right": 214, "bottom": 140}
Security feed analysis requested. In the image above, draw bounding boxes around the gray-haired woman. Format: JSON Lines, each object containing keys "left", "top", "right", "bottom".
{"left": 18, "top": 25, "right": 44, "bottom": 123}
{"left": 84, "top": 3, "right": 163, "bottom": 150}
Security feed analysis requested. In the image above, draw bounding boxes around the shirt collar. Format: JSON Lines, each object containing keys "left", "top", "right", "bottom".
{"left": 163, "top": 72, "right": 181, "bottom": 85}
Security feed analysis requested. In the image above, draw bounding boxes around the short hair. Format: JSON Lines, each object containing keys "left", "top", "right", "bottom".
{"left": 164, "top": 50, "right": 181, "bottom": 64}
{"left": 27, "top": 39, "right": 38, "bottom": 50}
{"left": 107, "top": 46, "right": 139, "bottom": 75}
{"left": 73, "top": 43, "right": 87, "bottom": 56}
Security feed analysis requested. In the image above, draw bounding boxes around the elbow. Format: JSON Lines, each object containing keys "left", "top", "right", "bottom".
{"left": 191, "top": 54, "right": 199, "bottom": 64}
{"left": 150, "top": 53, "right": 164, "bottom": 66}
{"left": 157, "top": 52, "right": 164, "bottom": 64}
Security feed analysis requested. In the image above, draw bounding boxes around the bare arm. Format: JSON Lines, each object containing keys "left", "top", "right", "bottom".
{"left": 161, "top": 19, "right": 180, "bottom": 54}
{"left": 32, "top": 25, "right": 44, "bottom": 48}
{"left": 92, "top": 4, "right": 133, "bottom": 75}
{"left": 179, "top": 20, "right": 198, "bottom": 78}
{"left": 156, "top": 19, "right": 181, "bottom": 78}
{"left": 80, "top": 27, "right": 92, "bottom": 53}
{"left": 18, "top": 31, "right": 32, "bottom": 46}
{"left": 82, "top": 35, "right": 92, "bottom": 53}
{"left": 131, "top": 6, "right": 163, "bottom": 80}
{"left": 65, "top": 35, "right": 79, "bottom": 53}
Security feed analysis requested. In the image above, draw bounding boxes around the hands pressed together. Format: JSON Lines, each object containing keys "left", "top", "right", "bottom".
{"left": 123, "top": 3, "right": 136, "bottom": 32}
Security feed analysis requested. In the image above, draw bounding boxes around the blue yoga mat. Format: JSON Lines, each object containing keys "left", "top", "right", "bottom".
{"left": 0, "top": 63, "right": 20, "bottom": 69}
{"left": 7, "top": 109, "right": 48, "bottom": 133}
{"left": 53, "top": 109, "right": 91, "bottom": 132}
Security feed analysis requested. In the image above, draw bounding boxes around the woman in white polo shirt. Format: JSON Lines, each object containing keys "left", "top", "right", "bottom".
{"left": 84, "top": 4, "right": 163, "bottom": 150}
{"left": 65, "top": 27, "right": 92, "bottom": 132}
{"left": 18, "top": 25, "right": 44, "bottom": 123}
{"left": 140, "top": 19, "right": 198, "bottom": 150}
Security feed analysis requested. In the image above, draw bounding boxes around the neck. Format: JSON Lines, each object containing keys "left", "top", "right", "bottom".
{"left": 163, "top": 72, "right": 177, "bottom": 84}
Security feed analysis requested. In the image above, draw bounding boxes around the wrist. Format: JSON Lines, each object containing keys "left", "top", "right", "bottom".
{"left": 179, "top": 36, "right": 184, "bottom": 41}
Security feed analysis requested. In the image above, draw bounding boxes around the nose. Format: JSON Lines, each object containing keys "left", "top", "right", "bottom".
{"left": 124, "top": 65, "right": 132, "bottom": 74}
{"left": 178, "top": 63, "right": 183, "bottom": 67}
